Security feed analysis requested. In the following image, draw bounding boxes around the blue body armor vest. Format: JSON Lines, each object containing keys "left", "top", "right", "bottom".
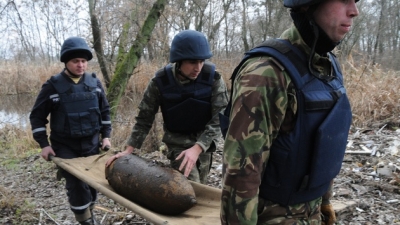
{"left": 220, "top": 39, "right": 352, "bottom": 206}
{"left": 154, "top": 62, "right": 216, "bottom": 133}
{"left": 49, "top": 73, "right": 102, "bottom": 138}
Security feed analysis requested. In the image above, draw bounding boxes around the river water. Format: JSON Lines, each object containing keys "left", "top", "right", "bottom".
{"left": 0, "top": 94, "right": 139, "bottom": 129}
{"left": 0, "top": 94, "right": 37, "bottom": 129}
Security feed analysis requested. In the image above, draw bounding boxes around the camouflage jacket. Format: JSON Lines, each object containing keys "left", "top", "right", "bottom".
{"left": 127, "top": 62, "right": 228, "bottom": 152}
{"left": 220, "top": 26, "right": 336, "bottom": 224}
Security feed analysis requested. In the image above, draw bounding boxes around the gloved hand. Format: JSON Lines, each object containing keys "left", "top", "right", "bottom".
{"left": 321, "top": 203, "right": 336, "bottom": 225}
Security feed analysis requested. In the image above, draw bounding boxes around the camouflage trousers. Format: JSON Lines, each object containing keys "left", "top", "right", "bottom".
{"left": 257, "top": 197, "right": 322, "bottom": 225}
{"left": 167, "top": 149, "right": 212, "bottom": 184}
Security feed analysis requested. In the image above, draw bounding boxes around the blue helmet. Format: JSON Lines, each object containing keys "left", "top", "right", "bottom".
{"left": 60, "top": 37, "right": 93, "bottom": 62}
{"left": 284, "top": 0, "right": 359, "bottom": 8}
{"left": 169, "top": 30, "right": 213, "bottom": 63}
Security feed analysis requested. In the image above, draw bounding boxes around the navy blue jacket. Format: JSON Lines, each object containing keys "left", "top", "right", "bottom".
{"left": 30, "top": 70, "right": 111, "bottom": 152}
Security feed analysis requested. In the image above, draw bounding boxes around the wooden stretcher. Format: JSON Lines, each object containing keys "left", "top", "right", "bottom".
{"left": 51, "top": 153, "right": 221, "bottom": 225}
{"left": 51, "top": 154, "right": 356, "bottom": 225}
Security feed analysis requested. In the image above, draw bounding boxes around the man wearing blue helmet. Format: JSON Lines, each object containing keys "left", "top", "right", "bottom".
{"left": 106, "top": 30, "right": 228, "bottom": 184}
{"left": 30, "top": 37, "right": 111, "bottom": 225}
{"left": 221, "top": 0, "right": 359, "bottom": 224}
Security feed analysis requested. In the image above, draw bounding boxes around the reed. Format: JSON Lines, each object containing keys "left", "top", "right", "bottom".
{"left": 342, "top": 55, "right": 400, "bottom": 128}
{"left": 0, "top": 57, "right": 399, "bottom": 157}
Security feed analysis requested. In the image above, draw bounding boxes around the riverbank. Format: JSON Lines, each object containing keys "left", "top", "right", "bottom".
{"left": 2, "top": 126, "right": 400, "bottom": 224}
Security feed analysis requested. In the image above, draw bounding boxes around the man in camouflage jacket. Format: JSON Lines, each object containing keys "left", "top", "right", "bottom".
{"left": 106, "top": 30, "right": 228, "bottom": 184}
{"left": 221, "top": 0, "right": 359, "bottom": 224}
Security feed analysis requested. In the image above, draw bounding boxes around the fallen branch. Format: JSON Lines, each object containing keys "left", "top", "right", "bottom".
{"left": 94, "top": 205, "right": 129, "bottom": 215}
{"left": 39, "top": 208, "right": 60, "bottom": 225}
{"left": 38, "top": 208, "right": 43, "bottom": 225}
{"left": 377, "top": 124, "right": 387, "bottom": 134}
{"left": 346, "top": 140, "right": 354, "bottom": 148}
{"left": 100, "top": 212, "right": 108, "bottom": 224}
{"left": 360, "top": 144, "right": 372, "bottom": 152}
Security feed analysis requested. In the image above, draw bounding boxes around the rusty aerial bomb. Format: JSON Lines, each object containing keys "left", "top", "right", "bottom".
{"left": 105, "top": 154, "right": 197, "bottom": 215}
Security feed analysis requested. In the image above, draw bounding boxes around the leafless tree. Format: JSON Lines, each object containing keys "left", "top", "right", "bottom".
{"left": 1, "top": 0, "right": 400, "bottom": 72}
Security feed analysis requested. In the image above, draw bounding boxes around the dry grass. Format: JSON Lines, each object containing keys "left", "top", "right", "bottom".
{"left": 0, "top": 61, "right": 61, "bottom": 95}
{"left": 342, "top": 55, "right": 400, "bottom": 128}
{"left": 0, "top": 56, "right": 399, "bottom": 156}
{"left": 0, "top": 124, "right": 39, "bottom": 158}
{"left": 0, "top": 183, "right": 37, "bottom": 224}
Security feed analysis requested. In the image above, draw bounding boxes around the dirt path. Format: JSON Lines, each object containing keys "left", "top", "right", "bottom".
{"left": 1, "top": 128, "right": 400, "bottom": 224}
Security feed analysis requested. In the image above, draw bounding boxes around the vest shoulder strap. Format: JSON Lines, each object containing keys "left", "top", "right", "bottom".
{"left": 197, "top": 62, "right": 216, "bottom": 84}
{"left": 154, "top": 62, "right": 216, "bottom": 92}
{"left": 154, "top": 64, "right": 176, "bottom": 91}
{"left": 228, "top": 38, "right": 310, "bottom": 109}
{"left": 220, "top": 39, "right": 309, "bottom": 138}
{"left": 231, "top": 39, "right": 309, "bottom": 90}
{"left": 49, "top": 72, "right": 98, "bottom": 93}
{"left": 82, "top": 72, "right": 98, "bottom": 89}
{"left": 49, "top": 73, "right": 70, "bottom": 93}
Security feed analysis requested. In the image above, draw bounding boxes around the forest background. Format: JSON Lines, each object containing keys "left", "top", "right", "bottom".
{"left": 0, "top": 0, "right": 400, "bottom": 157}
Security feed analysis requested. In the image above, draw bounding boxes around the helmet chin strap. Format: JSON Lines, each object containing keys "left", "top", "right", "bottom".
{"left": 64, "top": 65, "right": 81, "bottom": 78}
{"left": 175, "top": 62, "right": 193, "bottom": 81}
{"left": 178, "top": 71, "right": 192, "bottom": 80}
{"left": 290, "top": 3, "right": 338, "bottom": 81}
{"left": 308, "top": 20, "right": 334, "bottom": 81}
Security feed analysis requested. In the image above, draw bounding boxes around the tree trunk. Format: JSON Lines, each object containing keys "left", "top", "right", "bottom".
{"left": 88, "top": 0, "right": 111, "bottom": 87}
{"left": 241, "top": 0, "right": 249, "bottom": 52}
{"left": 208, "top": 0, "right": 232, "bottom": 44}
{"left": 107, "top": 0, "right": 168, "bottom": 120}
{"left": 372, "top": 0, "right": 385, "bottom": 65}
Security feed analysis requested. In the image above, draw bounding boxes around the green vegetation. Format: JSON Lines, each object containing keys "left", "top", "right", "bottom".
{"left": 0, "top": 158, "right": 19, "bottom": 170}
{"left": 0, "top": 184, "right": 38, "bottom": 224}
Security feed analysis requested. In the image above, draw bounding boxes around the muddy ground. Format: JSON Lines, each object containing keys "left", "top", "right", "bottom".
{"left": 1, "top": 125, "right": 400, "bottom": 224}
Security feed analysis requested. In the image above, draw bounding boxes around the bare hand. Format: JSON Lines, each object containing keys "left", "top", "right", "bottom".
{"left": 101, "top": 138, "right": 111, "bottom": 150}
{"left": 41, "top": 146, "right": 56, "bottom": 161}
{"left": 105, "top": 146, "right": 134, "bottom": 167}
{"left": 176, "top": 144, "right": 203, "bottom": 177}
